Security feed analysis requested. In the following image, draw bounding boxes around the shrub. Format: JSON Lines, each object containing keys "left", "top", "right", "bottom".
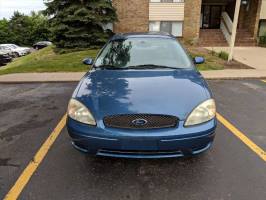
{"left": 259, "top": 32, "right": 266, "bottom": 47}
{"left": 218, "top": 51, "right": 229, "bottom": 60}
{"left": 210, "top": 49, "right": 216, "bottom": 56}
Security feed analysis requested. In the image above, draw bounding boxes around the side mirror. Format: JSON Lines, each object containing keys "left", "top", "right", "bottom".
{"left": 194, "top": 56, "right": 205, "bottom": 64}
{"left": 83, "top": 58, "right": 94, "bottom": 65}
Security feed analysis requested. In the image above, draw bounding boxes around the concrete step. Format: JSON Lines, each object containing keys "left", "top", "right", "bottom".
{"left": 235, "top": 43, "right": 257, "bottom": 47}
{"left": 199, "top": 29, "right": 228, "bottom": 46}
{"left": 198, "top": 29, "right": 257, "bottom": 47}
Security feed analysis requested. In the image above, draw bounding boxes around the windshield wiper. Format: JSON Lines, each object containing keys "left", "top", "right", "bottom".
{"left": 95, "top": 64, "right": 183, "bottom": 70}
{"left": 126, "top": 64, "right": 181, "bottom": 70}
{"left": 95, "top": 65, "right": 127, "bottom": 70}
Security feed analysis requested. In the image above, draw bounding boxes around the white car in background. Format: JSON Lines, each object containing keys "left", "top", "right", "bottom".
{"left": 0, "top": 44, "right": 31, "bottom": 57}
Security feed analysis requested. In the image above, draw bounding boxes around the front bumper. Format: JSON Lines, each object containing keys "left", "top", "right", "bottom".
{"left": 67, "top": 117, "right": 217, "bottom": 158}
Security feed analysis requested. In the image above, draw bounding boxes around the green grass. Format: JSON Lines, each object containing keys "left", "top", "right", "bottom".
{"left": 0, "top": 45, "right": 227, "bottom": 75}
{"left": 0, "top": 46, "right": 99, "bottom": 75}
{"left": 196, "top": 63, "right": 224, "bottom": 71}
{"left": 259, "top": 35, "right": 266, "bottom": 47}
{"left": 188, "top": 49, "right": 224, "bottom": 71}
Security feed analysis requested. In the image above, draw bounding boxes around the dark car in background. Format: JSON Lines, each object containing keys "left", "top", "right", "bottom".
{"left": 33, "top": 41, "right": 52, "bottom": 50}
{"left": 0, "top": 51, "right": 12, "bottom": 66}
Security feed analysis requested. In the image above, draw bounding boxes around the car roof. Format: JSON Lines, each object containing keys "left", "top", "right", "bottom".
{"left": 0, "top": 44, "right": 15, "bottom": 46}
{"left": 110, "top": 32, "right": 176, "bottom": 41}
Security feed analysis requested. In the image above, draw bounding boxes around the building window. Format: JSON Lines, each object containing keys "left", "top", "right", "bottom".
{"left": 161, "top": 22, "right": 172, "bottom": 33}
{"left": 149, "top": 21, "right": 160, "bottom": 32}
{"left": 171, "top": 22, "right": 183, "bottom": 37}
{"left": 149, "top": 21, "right": 183, "bottom": 37}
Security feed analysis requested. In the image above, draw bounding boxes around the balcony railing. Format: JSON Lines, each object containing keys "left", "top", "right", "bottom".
{"left": 220, "top": 12, "right": 233, "bottom": 45}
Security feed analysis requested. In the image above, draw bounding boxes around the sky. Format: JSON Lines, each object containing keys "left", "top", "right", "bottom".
{"left": 0, "top": 0, "right": 46, "bottom": 19}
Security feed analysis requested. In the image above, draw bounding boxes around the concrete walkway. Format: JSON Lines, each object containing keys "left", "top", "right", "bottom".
{"left": 206, "top": 47, "right": 266, "bottom": 70}
{"left": 202, "top": 69, "right": 266, "bottom": 79}
{"left": 0, "top": 70, "right": 266, "bottom": 83}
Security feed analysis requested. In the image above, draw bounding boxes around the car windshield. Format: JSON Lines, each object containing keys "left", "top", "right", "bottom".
{"left": 10, "top": 45, "right": 18, "bottom": 48}
{"left": 94, "top": 37, "right": 192, "bottom": 69}
{"left": 0, "top": 46, "right": 9, "bottom": 50}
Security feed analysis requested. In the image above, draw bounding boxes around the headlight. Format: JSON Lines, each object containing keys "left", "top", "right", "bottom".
{"left": 67, "top": 99, "right": 96, "bottom": 125}
{"left": 184, "top": 99, "right": 216, "bottom": 127}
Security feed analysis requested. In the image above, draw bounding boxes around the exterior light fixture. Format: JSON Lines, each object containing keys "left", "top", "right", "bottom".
{"left": 241, "top": 0, "right": 249, "bottom": 5}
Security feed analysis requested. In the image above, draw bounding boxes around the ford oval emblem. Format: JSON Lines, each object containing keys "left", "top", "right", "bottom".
{"left": 132, "top": 118, "right": 148, "bottom": 126}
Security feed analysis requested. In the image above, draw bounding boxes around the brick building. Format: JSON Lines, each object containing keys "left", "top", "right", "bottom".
{"left": 111, "top": 0, "right": 265, "bottom": 46}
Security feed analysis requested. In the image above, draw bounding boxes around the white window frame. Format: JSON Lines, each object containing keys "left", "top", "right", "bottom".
{"left": 149, "top": 21, "right": 183, "bottom": 37}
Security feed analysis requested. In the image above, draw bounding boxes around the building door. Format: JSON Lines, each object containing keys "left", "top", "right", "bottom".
{"left": 201, "top": 5, "right": 222, "bottom": 29}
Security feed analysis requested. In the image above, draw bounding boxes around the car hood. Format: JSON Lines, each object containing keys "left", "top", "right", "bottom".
{"left": 74, "top": 69, "right": 211, "bottom": 121}
{"left": 0, "top": 51, "right": 8, "bottom": 56}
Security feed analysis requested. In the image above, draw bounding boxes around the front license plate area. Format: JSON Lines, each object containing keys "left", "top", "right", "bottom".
{"left": 121, "top": 138, "right": 158, "bottom": 151}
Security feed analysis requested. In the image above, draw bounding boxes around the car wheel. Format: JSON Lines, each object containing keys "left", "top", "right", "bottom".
{"left": 14, "top": 52, "right": 20, "bottom": 58}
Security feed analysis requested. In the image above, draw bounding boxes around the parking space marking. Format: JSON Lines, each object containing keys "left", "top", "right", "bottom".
{"left": 4, "top": 114, "right": 67, "bottom": 200}
{"left": 217, "top": 113, "right": 266, "bottom": 162}
{"left": 262, "top": 80, "right": 266, "bottom": 83}
{"left": 3, "top": 112, "right": 266, "bottom": 199}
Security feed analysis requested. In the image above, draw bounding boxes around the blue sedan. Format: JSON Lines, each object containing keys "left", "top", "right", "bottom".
{"left": 67, "top": 32, "right": 217, "bottom": 158}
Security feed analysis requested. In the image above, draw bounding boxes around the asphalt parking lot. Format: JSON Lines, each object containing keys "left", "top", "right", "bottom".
{"left": 0, "top": 80, "right": 266, "bottom": 200}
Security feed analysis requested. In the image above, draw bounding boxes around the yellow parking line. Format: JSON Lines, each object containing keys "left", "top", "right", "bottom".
{"left": 262, "top": 80, "right": 266, "bottom": 83}
{"left": 4, "top": 114, "right": 67, "bottom": 200}
{"left": 4, "top": 112, "right": 266, "bottom": 199}
{"left": 217, "top": 112, "right": 266, "bottom": 162}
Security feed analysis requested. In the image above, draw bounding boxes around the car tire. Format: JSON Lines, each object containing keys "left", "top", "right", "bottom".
{"left": 14, "top": 52, "right": 20, "bottom": 58}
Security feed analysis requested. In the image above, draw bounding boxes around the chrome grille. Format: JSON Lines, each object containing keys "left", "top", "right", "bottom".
{"left": 103, "top": 114, "right": 178, "bottom": 129}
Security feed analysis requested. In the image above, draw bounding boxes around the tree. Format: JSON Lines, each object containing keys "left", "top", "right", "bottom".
{"left": 44, "top": 0, "right": 117, "bottom": 48}
{"left": 8, "top": 12, "right": 32, "bottom": 45}
{"left": 29, "top": 11, "right": 51, "bottom": 44}
{"left": 0, "top": 19, "right": 12, "bottom": 44}
{"left": 0, "top": 11, "right": 51, "bottom": 46}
